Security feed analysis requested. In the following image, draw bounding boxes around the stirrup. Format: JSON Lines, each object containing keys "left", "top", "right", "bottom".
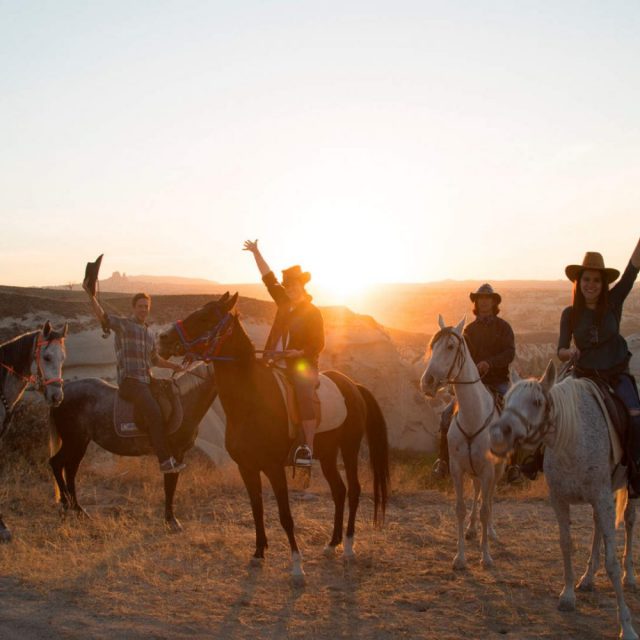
{"left": 293, "top": 445, "right": 313, "bottom": 469}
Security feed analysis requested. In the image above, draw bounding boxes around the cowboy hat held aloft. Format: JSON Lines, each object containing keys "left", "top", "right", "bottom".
{"left": 469, "top": 283, "right": 501, "bottom": 305}
{"left": 83, "top": 254, "right": 104, "bottom": 297}
{"left": 565, "top": 252, "right": 620, "bottom": 284}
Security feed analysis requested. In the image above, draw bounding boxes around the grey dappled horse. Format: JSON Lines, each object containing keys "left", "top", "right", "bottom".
{"left": 490, "top": 361, "right": 638, "bottom": 640}
{"left": 0, "top": 322, "right": 67, "bottom": 541}
{"left": 420, "top": 316, "right": 504, "bottom": 569}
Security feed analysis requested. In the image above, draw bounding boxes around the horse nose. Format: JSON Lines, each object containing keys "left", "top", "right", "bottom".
{"left": 420, "top": 374, "right": 434, "bottom": 394}
{"left": 501, "top": 422, "right": 512, "bottom": 438}
{"left": 49, "top": 388, "right": 64, "bottom": 406}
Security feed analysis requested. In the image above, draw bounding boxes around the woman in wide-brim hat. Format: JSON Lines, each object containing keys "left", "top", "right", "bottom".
{"left": 243, "top": 239, "right": 324, "bottom": 469}
{"left": 558, "top": 238, "right": 640, "bottom": 490}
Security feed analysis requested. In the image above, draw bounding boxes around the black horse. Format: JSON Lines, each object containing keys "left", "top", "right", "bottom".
{"left": 158, "top": 294, "right": 390, "bottom": 577}
{"left": 48, "top": 296, "right": 232, "bottom": 530}
{"left": 1, "top": 322, "right": 67, "bottom": 541}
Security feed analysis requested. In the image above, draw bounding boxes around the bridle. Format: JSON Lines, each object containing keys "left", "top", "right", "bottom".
{"left": 172, "top": 311, "right": 236, "bottom": 363}
{"left": 0, "top": 333, "right": 65, "bottom": 435}
{"left": 500, "top": 385, "right": 555, "bottom": 448}
{"left": 430, "top": 328, "right": 483, "bottom": 386}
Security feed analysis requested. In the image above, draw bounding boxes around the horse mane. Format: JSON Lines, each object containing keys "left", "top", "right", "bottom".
{"left": 174, "top": 362, "right": 215, "bottom": 397}
{"left": 549, "top": 377, "right": 592, "bottom": 454}
{"left": 0, "top": 330, "right": 39, "bottom": 380}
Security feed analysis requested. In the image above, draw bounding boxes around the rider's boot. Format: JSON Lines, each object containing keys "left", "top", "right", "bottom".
{"left": 519, "top": 444, "right": 545, "bottom": 481}
{"left": 432, "top": 423, "right": 450, "bottom": 480}
{"left": 627, "top": 414, "right": 640, "bottom": 498}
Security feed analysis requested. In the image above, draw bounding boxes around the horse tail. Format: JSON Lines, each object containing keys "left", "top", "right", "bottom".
{"left": 49, "top": 410, "right": 62, "bottom": 502}
{"left": 356, "top": 384, "right": 390, "bottom": 525}
{"left": 615, "top": 486, "right": 628, "bottom": 529}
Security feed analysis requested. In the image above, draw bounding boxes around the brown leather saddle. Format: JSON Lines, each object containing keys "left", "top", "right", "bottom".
{"left": 589, "top": 376, "right": 630, "bottom": 464}
{"left": 113, "top": 378, "right": 184, "bottom": 439}
{"left": 271, "top": 367, "right": 321, "bottom": 431}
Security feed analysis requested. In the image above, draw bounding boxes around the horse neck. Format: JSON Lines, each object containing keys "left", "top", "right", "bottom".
{"left": 453, "top": 351, "right": 492, "bottom": 420}
{"left": 183, "top": 367, "right": 219, "bottom": 426}
{"left": 0, "top": 331, "right": 38, "bottom": 408}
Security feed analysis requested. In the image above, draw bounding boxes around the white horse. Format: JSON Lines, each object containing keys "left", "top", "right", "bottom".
{"left": 420, "top": 316, "right": 504, "bottom": 569}
{"left": 489, "top": 361, "right": 637, "bottom": 640}
{"left": 0, "top": 321, "right": 67, "bottom": 542}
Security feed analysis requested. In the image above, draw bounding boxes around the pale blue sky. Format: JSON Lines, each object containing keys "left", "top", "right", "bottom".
{"left": 1, "top": 1, "right": 639, "bottom": 297}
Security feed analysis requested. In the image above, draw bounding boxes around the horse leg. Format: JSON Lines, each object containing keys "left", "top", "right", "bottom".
{"left": 318, "top": 451, "right": 346, "bottom": 554}
{"left": 479, "top": 469, "right": 495, "bottom": 568}
{"left": 238, "top": 465, "right": 268, "bottom": 562}
{"left": 451, "top": 465, "right": 467, "bottom": 570}
{"left": 342, "top": 444, "right": 361, "bottom": 560}
{"left": 577, "top": 510, "right": 601, "bottom": 592}
{"left": 62, "top": 444, "right": 90, "bottom": 518}
{"left": 623, "top": 497, "right": 637, "bottom": 589}
{"left": 263, "top": 464, "right": 303, "bottom": 578}
{"left": 594, "top": 493, "right": 638, "bottom": 640}
{"left": 465, "top": 477, "right": 480, "bottom": 540}
{"left": 164, "top": 468, "right": 183, "bottom": 533}
{"left": 550, "top": 496, "right": 576, "bottom": 611}
{"left": 49, "top": 445, "right": 72, "bottom": 511}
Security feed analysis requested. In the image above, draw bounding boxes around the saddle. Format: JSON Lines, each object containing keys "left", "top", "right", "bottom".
{"left": 271, "top": 368, "right": 347, "bottom": 440}
{"left": 587, "top": 376, "right": 630, "bottom": 465}
{"left": 113, "top": 378, "right": 184, "bottom": 439}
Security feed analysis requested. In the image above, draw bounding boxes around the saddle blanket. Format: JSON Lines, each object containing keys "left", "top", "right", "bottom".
{"left": 272, "top": 370, "right": 347, "bottom": 439}
{"left": 113, "top": 379, "right": 183, "bottom": 439}
{"left": 582, "top": 378, "right": 623, "bottom": 467}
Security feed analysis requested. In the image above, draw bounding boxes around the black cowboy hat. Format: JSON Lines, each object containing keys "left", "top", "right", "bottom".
{"left": 83, "top": 254, "right": 103, "bottom": 297}
{"left": 282, "top": 265, "right": 311, "bottom": 286}
{"left": 469, "top": 283, "right": 501, "bottom": 305}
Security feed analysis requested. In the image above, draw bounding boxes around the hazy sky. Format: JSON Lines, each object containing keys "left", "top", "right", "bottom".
{"left": 1, "top": 1, "right": 639, "bottom": 297}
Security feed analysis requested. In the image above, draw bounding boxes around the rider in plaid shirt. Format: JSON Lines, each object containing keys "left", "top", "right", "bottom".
{"left": 84, "top": 289, "right": 185, "bottom": 474}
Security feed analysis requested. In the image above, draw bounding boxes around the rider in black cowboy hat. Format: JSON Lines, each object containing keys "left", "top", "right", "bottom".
{"left": 432, "top": 283, "right": 518, "bottom": 481}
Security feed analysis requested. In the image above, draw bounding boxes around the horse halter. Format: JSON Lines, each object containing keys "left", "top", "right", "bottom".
{"left": 430, "top": 328, "right": 482, "bottom": 386}
{"left": 0, "top": 336, "right": 65, "bottom": 391}
{"left": 173, "top": 312, "right": 235, "bottom": 363}
{"left": 501, "top": 386, "right": 554, "bottom": 447}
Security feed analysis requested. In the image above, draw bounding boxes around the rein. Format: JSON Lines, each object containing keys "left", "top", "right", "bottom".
{"left": 173, "top": 313, "right": 236, "bottom": 363}
{"left": 431, "top": 328, "right": 483, "bottom": 385}
{"left": 502, "top": 388, "right": 555, "bottom": 447}
{"left": 453, "top": 398, "right": 499, "bottom": 476}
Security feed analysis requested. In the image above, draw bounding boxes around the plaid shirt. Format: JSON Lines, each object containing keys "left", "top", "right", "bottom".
{"left": 106, "top": 314, "right": 158, "bottom": 384}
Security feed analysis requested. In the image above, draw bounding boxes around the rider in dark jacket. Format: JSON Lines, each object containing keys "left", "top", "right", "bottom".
{"left": 432, "top": 284, "right": 516, "bottom": 480}
{"left": 243, "top": 240, "right": 324, "bottom": 467}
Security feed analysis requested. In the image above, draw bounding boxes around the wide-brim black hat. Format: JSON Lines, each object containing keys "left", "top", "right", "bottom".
{"left": 83, "top": 254, "right": 103, "bottom": 297}
{"left": 469, "top": 283, "right": 501, "bottom": 304}
{"left": 282, "top": 265, "right": 311, "bottom": 286}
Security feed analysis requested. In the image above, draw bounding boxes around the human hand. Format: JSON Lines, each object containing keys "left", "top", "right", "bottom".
{"left": 477, "top": 361, "right": 490, "bottom": 376}
{"left": 243, "top": 239, "right": 259, "bottom": 254}
{"left": 283, "top": 349, "right": 305, "bottom": 358}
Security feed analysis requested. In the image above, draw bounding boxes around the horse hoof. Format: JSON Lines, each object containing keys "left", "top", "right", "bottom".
{"left": 576, "top": 579, "right": 595, "bottom": 592}
{"left": 452, "top": 556, "right": 467, "bottom": 571}
{"left": 74, "top": 507, "right": 91, "bottom": 520}
{"left": 558, "top": 596, "right": 576, "bottom": 612}
{"left": 624, "top": 578, "right": 637, "bottom": 591}
{"left": 465, "top": 528, "right": 477, "bottom": 541}
{"left": 249, "top": 556, "right": 265, "bottom": 569}
{"left": 0, "top": 528, "right": 12, "bottom": 543}
{"left": 481, "top": 555, "right": 494, "bottom": 569}
{"left": 165, "top": 518, "right": 183, "bottom": 534}
{"left": 323, "top": 545, "right": 338, "bottom": 557}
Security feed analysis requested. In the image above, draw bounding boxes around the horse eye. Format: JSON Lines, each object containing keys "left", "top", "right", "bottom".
{"left": 43, "top": 354, "right": 52, "bottom": 362}
{"left": 447, "top": 344, "right": 454, "bottom": 350}
{"left": 533, "top": 398, "right": 541, "bottom": 407}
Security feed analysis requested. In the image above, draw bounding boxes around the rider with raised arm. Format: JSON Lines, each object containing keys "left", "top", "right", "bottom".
{"left": 432, "top": 284, "right": 516, "bottom": 480}
{"left": 558, "top": 238, "right": 640, "bottom": 493}
{"left": 243, "top": 239, "right": 324, "bottom": 467}
{"left": 83, "top": 282, "right": 185, "bottom": 474}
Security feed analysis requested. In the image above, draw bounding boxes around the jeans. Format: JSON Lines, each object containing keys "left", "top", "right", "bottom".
{"left": 119, "top": 378, "right": 171, "bottom": 463}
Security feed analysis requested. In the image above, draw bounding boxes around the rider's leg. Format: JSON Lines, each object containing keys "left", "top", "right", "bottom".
{"left": 433, "top": 400, "right": 455, "bottom": 478}
{"left": 292, "top": 364, "right": 318, "bottom": 465}
{"left": 614, "top": 376, "right": 640, "bottom": 493}
{"left": 121, "top": 379, "right": 174, "bottom": 467}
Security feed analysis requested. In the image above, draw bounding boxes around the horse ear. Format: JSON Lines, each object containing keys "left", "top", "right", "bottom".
{"left": 540, "top": 360, "right": 556, "bottom": 392}
{"left": 42, "top": 321, "right": 52, "bottom": 338}
{"left": 453, "top": 316, "right": 465, "bottom": 335}
{"left": 218, "top": 292, "right": 229, "bottom": 303}
{"left": 510, "top": 368, "right": 522, "bottom": 385}
{"left": 227, "top": 292, "right": 239, "bottom": 311}
{"left": 62, "top": 322, "right": 69, "bottom": 337}
{"left": 438, "top": 314, "right": 446, "bottom": 330}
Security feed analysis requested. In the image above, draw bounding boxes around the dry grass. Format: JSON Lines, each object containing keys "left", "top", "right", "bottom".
{"left": 1, "top": 423, "right": 639, "bottom": 639}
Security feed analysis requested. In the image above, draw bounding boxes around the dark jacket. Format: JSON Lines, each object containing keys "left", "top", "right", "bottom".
{"left": 262, "top": 271, "right": 324, "bottom": 365}
{"left": 558, "top": 260, "right": 639, "bottom": 375}
{"left": 463, "top": 315, "right": 515, "bottom": 386}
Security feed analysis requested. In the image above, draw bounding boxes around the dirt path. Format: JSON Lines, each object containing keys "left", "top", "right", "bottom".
{"left": 0, "top": 457, "right": 638, "bottom": 639}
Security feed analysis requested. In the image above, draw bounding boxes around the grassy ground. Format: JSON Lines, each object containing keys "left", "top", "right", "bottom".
{"left": 0, "top": 404, "right": 638, "bottom": 639}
